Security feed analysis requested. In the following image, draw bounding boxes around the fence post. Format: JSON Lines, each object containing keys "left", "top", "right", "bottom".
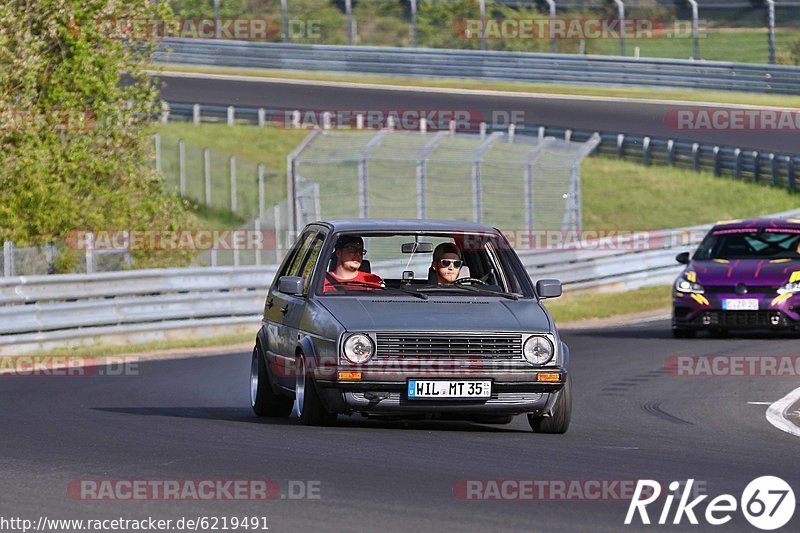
{"left": 160, "top": 102, "right": 170, "bottom": 123}
{"left": 254, "top": 218, "right": 262, "bottom": 266}
{"left": 45, "top": 243, "right": 56, "bottom": 275}
{"left": 538, "top": 126, "right": 545, "bottom": 140}
{"left": 210, "top": 249, "right": 217, "bottom": 267}
{"left": 258, "top": 164, "right": 266, "bottom": 222}
{"left": 616, "top": 133, "right": 625, "bottom": 158}
{"left": 230, "top": 156, "right": 237, "bottom": 213}
{"left": 614, "top": 0, "right": 625, "bottom": 56}
{"left": 345, "top": 0, "right": 354, "bottom": 45}
{"left": 667, "top": 139, "right": 675, "bottom": 165}
{"left": 545, "top": 0, "right": 556, "bottom": 53}
{"left": 642, "top": 136, "right": 651, "bottom": 166}
{"left": 204, "top": 148, "right": 212, "bottom": 208}
{"left": 509, "top": 124, "right": 516, "bottom": 143}
{"left": 733, "top": 148, "right": 742, "bottom": 179}
{"left": 281, "top": 0, "right": 288, "bottom": 43}
{"left": 193, "top": 103, "right": 201, "bottom": 125}
{"left": 274, "top": 203, "right": 283, "bottom": 263}
{"left": 692, "top": 142, "right": 700, "bottom": 171}
{"left": 410, "top": 0, "right": 418, "bottom": 47}
{"left": 154, "top": 133, "right": 161, "bottom": 172}
{"left": 769, "top": 153, "right": 777, "bottom": 186}
{"left": 713, "top": 146, "right": 721, "bottom": 176}
{"left": 479, "top": 0, "right": 486, "bottom": 51}
{"left": 564, "top": 128, "right": 571, "bottom": 142}
{"left": 85, "top": 233, "right": 94, "bottom": 274}
{"left": 358, "top": 159, "right": 368, "bottom": 218}
{"left": 3, "top": 241, "right": 14, "bottom": 277}
{"left": 258, "top": 108, "right": 266, "bottom": 127}
{"left": 233, "top": 230, "right": 240, "bottom": 267}
{"left": 688, "top": 0, "right": 699, "bottom": 60}
{"left": 178, "top": 139, "right": 186, "bottom": 197}
{"left": 356, "top": 113, "right": 364, "bottom": 130}
{"left": 752, "top": 151, "right": 760, "bottom": 182}
{"left": 479, "top": 122, "right": 486, "bottom": 140}
{"left": 227, "top": 106, "right": 235, "bottom": 126}
{"left": 766, "top": 0, "right": 776, "bottom": 64}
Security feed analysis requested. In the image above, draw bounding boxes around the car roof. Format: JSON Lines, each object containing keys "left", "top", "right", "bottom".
{"left": 710, "top": 217, "right": 800, "bottom": 232}
{"left": 314, "top": 218, "right": 501, "bottom": 234}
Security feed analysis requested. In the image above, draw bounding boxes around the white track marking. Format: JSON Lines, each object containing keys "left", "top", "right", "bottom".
{"left": 748, "top": 402, "right": 772, "bottom": 405}
{"left": 152, "top": 70, "right": 800, "bottom": 111}
{"left": 766, "top": 386, "right": 800, "bottom": 438}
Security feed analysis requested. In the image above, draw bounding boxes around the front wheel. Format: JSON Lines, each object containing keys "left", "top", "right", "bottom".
{"left": 251, "top": 345, "right": 293, "bottom": 417}
{"left": 294, "top": 355, "right": 337, "bottom": 426}
{"left": 528, "top": 375, "right": 571, "bottom": 434}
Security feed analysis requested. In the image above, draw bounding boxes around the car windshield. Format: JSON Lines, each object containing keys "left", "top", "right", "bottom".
{"left": 317, "top": 231, "right": 530, "bottom": 297}
{"left": 693, "top": 229, "right": 800, "bottom": 260}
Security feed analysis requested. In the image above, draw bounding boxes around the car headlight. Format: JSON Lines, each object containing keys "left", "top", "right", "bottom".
{"left": 342, "top": 333, "right": 375, "bottom": 364}
{"left": 778, "top": 282, "right": 800, "bottom": 295}
{"left": 675, "top": 277, "right": 704, "bottom": 294}
{"left": 523, "top": 336, "right": 554, "bottom": 366}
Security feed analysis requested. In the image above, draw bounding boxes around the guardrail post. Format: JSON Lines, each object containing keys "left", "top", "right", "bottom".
{"left": 230, "top": 156, "right": 237, "bottom": 212}
{"left": 667, "top": 139, "right": 675, "bottom": 166}
{"left": 564, "top": 128, "right": 571, "bottom": 142}
{"left": 258, "top": 108, "right": 266, "bottom": 127}
{"left": 178, "top": 139, "right": 186, "bottom": 197}
{"left": 410, "top": 0, "right": 418, "bottom": 47}
{"left": 479, "top": 122, "right": 486, "bottom": 139}
{"left": 788, "top": 157, "right": 796, "bottom": 189}
{"left": 154, "top": 133, "right": 161, "bottom": 172}
{"left": 227, "top": 106, "right": 235, "bottom": 126}
{"left": 193, "top": 104, "right": 201, "bottom": 125}
{"left": 3, "top": 241, "right": 14, "bottom": 277}
{"left": 642, "top": 136, "right": 651, "bottom": 166}
{"left": 322, "top": 112, "right": 332, "bottom": 130}
{"left": 769, "top": 153, "right": 778, "bottom": 186}
{"left": 420, "top": 117, "right": 427, "bottom": 134}
{"left": 692, "top": 142, "right": 700, "bottom": 171}
{"left": 616, "top": 133, "right": 625, "bottom": 158}
{"left": 509, "top": 124, "right": 516, "bottom": 143}
{"left": 752, "top": 151, "right": 760, "bottom": 182}
{"left": 356, "top": 113, "right": 364, "bottom": 130}
{"left": 85, "top": 233, "right": 94, "bottom": 274}
{"left": 254, "top": 218, "right": 262, "bottom": 266}
{"left": 160, "top": 102, "right": 170, "bottom": 123}
{"left": 538, "top": 126, "right": 545, "bottom": 140}
{"left": 258, "top": 164, "right": 266, "bottom": 222}
{"left": 733, "top": 148, "right": 742, "bottom": 179}
{"left": 713, "top": 146, "right": 721, "bottom": 176}
{"left": 204, "top": 148, "right": 212, "bottom": 208}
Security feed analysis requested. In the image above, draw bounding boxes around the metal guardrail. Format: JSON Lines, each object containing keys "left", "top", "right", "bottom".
{"left": 2, "top": 208, "right": 798, "bottom": 350}
{"left": 163, "top": 102, "right": 800, "bottom": 188}
{"left": 155, "top": 39, "right": 800, "bottom": 95}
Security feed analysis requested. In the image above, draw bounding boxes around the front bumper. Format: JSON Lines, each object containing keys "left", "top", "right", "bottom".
{"left": 673, "top": 290, "right": 800, "bottom": 330}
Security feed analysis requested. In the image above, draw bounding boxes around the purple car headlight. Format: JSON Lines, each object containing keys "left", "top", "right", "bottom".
{"left": 778, "top": 282, "right": 800, "bottom": 295}
{"left": 676, "top": 277, "right": 704, "bottom": 294}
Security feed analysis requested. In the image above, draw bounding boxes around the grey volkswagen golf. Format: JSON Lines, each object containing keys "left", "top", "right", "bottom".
{"left": 250, "top": 219, "right": 571, "bottom": 433}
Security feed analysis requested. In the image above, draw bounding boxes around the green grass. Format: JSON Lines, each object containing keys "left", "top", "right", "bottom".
{"left": 543, "top": 285, "right": 671, "bottom": 323}
{"left": 37, "top": 331, "right": 254, "bottom": 358}
{"left": 155, "top": 64, "right": 800, "bottom": 110}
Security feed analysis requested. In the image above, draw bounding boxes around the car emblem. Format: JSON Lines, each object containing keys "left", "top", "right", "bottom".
{"left": 735, "top": 283, "right": 748, "bottom": 295}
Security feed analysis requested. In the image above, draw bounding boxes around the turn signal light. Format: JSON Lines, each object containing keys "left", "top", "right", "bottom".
{"left": 537, "top": 373, "right": 561, "bottom": 382}
{"left": 338, "top": 371, "right": 362, "bottom": 380}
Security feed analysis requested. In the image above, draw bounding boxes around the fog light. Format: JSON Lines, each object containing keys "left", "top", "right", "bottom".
{"left": 770, "top": 314, "right": 781, "bottom": 326}
{"left": 702, "top": 314, "right": 712, "bottom": 325}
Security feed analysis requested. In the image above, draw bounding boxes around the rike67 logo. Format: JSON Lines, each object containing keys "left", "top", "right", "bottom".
{"left": 625, "top": 477, "right": 795, "bottom": 530}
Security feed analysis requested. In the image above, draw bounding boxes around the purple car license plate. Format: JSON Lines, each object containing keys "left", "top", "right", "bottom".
{"left": 722, "top": 299, "right": 758, "bottom": 311}
{"left": 407, "top": 379, "right": 491, "bottom": 399}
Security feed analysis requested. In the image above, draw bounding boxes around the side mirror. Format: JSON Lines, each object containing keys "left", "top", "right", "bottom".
{"left": 536, "top": 279, "right": 562, "bottom": 299}
{"left": 278, "top": 276, "right": 305, "bottom": 295}
{"left": 675, "top": 252, "right": 690, "bottom": 265}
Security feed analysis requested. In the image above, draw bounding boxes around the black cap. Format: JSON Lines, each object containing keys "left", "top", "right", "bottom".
{"left": 335, "top": 235, "right": 364, "bottom": 250}
{"left": 433, "top": 242, "right": 462, "bottom": 261}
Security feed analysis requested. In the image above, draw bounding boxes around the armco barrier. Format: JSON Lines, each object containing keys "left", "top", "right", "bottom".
{"left": 155, "top": 39, "right": 800, "bottom": 95}
{"left": 2, "top": 208, "right": 798, "bottom": 351}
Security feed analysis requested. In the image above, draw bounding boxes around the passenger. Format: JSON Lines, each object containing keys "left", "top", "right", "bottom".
{"left": 430, "top": 242, "right": 463, "bottom": 285}
{"left": 323, "top": 235, "right": 383, "bottom": 292}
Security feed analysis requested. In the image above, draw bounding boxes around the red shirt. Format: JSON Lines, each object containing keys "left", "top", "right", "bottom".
{"left": 323, "top": 271, "right": 383, "bottom": 293}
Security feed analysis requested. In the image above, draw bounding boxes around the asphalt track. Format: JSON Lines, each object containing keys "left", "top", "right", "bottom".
{"left": 2, "top": 320, "right": 799, "bottom": 532}
{"left": 157, "top": 74, "right": 798, "bottom": 154}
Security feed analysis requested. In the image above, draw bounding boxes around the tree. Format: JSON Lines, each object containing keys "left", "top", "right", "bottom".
{"left": 0, "top": 0, "right": 192, "bottom": 268}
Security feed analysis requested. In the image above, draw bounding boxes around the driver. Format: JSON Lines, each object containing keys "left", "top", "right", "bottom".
{"left": 323, "top": 235, "right": 383, "bottom": 293}
{"left": 431, "top": 242, "right": 463, "bottom": 285}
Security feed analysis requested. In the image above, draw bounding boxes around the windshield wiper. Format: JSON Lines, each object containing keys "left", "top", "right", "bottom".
{"left": 418, "top": 284, "right": 519, "bottom": 300}
{"left": 326, "top": 280, "right": 428, "bottom": 300}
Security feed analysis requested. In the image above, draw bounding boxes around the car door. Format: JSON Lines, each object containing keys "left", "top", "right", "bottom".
{"left": 264, "top": 230, "right": 317, "bottom": 391}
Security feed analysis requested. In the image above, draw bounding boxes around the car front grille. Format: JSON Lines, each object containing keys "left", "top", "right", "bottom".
{"left": 375, "top": 333, "right": 523, "bottom": 359}
{"left": 700, "top": 311, "right": 788, "bottom": 328}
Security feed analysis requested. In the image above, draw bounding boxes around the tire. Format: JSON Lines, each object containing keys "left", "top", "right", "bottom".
{"left": 528, "top": 375, "right": 571, "bottom": 434}
{"left": 295, "top": 355, "right": 337, "bottom": 426}
{"left": 251, "top": 345, "right": 293, "bottom": 417}
{"left": 672, "top": 327, "right": 697, "bottom": 339}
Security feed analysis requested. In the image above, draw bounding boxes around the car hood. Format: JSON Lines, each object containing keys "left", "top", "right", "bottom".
{"left": 317, "top": 297, "right": 552, "bottom": 333}
{"left": 687, "top": 259, "right": 800, "bottom": 286}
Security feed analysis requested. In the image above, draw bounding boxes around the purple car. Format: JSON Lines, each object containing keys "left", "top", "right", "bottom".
{"left": 672, "top": 217, "right": 800, "bottom": 337}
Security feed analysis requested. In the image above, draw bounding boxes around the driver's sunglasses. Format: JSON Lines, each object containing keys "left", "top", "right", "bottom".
{"left": 343, "top": 246, "right": 366, "bottom": 256}
{"left": 437, "top": 259, "right": 463, "bottom": 268}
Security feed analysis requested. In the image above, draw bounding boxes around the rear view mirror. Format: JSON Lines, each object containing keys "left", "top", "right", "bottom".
{"left": 278, "top": 276, "right": 304, "bottom": 295}
{"left": 675, "top": 252, "right": 690, "bottom": 265}
{"left": 401, "top": 242, "right": 433, "bottom": 253}
{"left": 536, "top": 279, "right": 562, "bottom": 299}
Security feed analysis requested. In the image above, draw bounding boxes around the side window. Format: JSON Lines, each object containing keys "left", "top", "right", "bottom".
{"left": 278, "top": 231, "right": 316, "bottom": 279}
{"left": 298, "top": 234, "right": 325, "bottom": 294}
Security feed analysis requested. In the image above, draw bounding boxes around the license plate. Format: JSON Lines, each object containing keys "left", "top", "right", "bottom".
{"left": 723, "top": 298, "right": 758, "bottom": 311}
{"left": 407, "top": 379, "right": 491, "bottom": 399}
